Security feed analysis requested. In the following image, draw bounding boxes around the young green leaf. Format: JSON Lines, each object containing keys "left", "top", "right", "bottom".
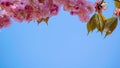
{"left": 104, "top": 16, "right": 118, "bottom": 37}
{"left": 37, "top": 19, "right": 43, "bottom": 24}
{"left": 43, "top": 17, "right": 49, "bottom": 25}
{"left": 96, "top": 13, "right": 106, "bottom": 33}
{"left": 87, "top": 13, "right": 97, "bottom": 34}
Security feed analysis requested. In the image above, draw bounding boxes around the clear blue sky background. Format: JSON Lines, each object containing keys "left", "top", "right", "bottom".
{"left": 0, "top": 0, "right": 120, "bottom": 68}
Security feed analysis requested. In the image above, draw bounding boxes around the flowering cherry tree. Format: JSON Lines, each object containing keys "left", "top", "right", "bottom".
{"left": 0, "top": 0, "right": 119, "bottom": 37}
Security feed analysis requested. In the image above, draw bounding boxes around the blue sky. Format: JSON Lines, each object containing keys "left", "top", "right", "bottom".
{"left": 0, "top": 0, "right": 120, "bottom": 68}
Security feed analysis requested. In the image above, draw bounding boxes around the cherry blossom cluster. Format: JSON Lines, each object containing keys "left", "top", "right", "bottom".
{"left": 0, "top": 0, "right": 94, "bottom": 28}
{"left": 114, "top": 8, "right": 120, "bottom": 16}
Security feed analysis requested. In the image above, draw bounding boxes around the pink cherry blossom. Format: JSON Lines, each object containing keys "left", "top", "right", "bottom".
{"left": 0, "top": 0, "right": 95, "bottom": 28}
{"left": 0, "top": 10, "right": 11, "bottom": 28}
{"left": 114, "top": 8, "right": 120, "bottom": 16}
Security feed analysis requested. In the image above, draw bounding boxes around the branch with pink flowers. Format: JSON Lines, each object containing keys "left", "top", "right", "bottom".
{"left": 0, "top": 0, "right": 120, "bottom": 37}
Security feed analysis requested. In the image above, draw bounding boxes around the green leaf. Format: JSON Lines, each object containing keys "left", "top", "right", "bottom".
{"left": 87, "top": 13, "right": 97, "bottom": 34}
{"left": 37, "top": 19, "right": 43, "bottom": 24}
{"left": 37, "top": 17, "right": 49, "bottom": 25}
{"left": 87, "top": 13, "right": 106, "bottom": 35}
{"left": 43, "top": 17, "right": 49, "bottom": 25}
{"left": 103, "top": 16, "right": 118, "bottom": 37}
{"left": 96, "top": 13, "right": 106, "bottom": 33}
